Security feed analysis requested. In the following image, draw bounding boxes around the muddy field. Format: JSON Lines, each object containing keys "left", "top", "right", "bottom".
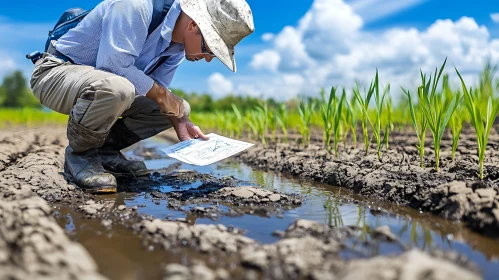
{"left": 0, "top": 126, "right": 495, "bottom": 279}
{"left": 237, "top": 129, "right": 499, "bottom": 238}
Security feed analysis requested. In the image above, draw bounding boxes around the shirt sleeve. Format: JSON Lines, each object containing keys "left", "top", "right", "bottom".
{"left": 149, "top": 52, "right": 185, "bottom": 89}
{"left": 96, "top": 0, "right": 154, "bottom": 96}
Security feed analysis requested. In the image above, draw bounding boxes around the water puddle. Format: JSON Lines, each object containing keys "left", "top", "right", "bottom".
{"left": 55, "top": 137, "right": 499, "bottom": 279}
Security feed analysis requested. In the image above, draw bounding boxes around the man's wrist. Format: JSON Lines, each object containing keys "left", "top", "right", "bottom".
{"left": 146, "top": 83, "right": 165, "bottom": 103}
{"left": 146, "top": 83, "right": 184, "bottom": 118}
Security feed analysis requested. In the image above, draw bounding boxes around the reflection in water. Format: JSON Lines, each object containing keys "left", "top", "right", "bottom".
{"left": 324, "top": 194, "right": 344, "bottom": 228}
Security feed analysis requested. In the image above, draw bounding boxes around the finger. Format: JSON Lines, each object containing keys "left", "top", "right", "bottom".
{"left": 194, "top": 126, "right": 209, "bottom": 140}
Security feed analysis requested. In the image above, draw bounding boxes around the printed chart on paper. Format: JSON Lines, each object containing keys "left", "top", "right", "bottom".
{"left": 161, "top": 133, "right": 254, "bottom": 166}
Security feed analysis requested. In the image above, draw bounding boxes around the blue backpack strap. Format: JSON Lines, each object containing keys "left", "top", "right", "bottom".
{"left": 148, "top": 0, "right": 172, "bottom": 35}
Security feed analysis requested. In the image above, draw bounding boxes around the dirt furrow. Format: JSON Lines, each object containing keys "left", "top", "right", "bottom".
{"left": 0, "top": 127, "right": 105, "bottom": 280}
{"left": 0, "top": 130, "right": 38, "bottom": 172}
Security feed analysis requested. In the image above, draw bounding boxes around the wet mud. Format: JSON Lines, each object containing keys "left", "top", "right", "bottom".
{"left": 237, "top": 129, "right": 499, "bottom": 238}
{"left": 0, "top": 127, "right": 492, "bottom": 279}
{"left": 144, "top": 219, "right": 479, "bottom": 280}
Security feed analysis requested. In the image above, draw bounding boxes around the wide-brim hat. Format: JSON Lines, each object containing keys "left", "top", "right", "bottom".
{"left": 180, "top": 0, "right": 254, "bottom": 72}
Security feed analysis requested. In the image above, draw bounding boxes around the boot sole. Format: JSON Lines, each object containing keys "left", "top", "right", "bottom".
{"left": 84, "top": 187, "right": 117, "bottom": 194}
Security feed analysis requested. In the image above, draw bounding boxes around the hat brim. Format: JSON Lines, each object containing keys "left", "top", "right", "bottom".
{"left": 180, "top": 0, "right": 236, "bottom": 72}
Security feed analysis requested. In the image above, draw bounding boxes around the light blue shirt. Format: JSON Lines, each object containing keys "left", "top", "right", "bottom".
{"left": 55, "top": 0, "right": 185, "bottom": 96}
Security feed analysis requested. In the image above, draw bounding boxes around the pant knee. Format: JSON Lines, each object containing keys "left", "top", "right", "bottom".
{"left": 73, "top": 76, "right": 136, "bottom": 132}
{"left": 90, "top": 76, "right": 136, "bottom": 109}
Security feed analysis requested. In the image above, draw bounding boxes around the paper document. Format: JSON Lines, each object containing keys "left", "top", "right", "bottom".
{"left": 161, "top": 133, "right": 254, "bottom": 166}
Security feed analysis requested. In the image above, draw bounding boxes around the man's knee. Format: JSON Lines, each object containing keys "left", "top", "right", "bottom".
{"left": 72, "top": 75, "right": 136, "bottom": 132}
{"left": 90, "top": 76, "right": 135, "bottom": 109}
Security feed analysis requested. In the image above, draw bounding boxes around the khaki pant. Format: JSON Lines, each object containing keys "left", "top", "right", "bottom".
{"left": 30, "top": 53, "right": 189, "bottom": 141}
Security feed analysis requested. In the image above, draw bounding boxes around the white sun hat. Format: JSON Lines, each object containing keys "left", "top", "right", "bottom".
{"left": 180, "top": 0, "right": 254, "bottom": 72}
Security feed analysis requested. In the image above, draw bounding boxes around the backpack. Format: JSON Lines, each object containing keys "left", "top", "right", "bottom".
{"left": 27, "top": 0, "right": 172, "bottom": 64}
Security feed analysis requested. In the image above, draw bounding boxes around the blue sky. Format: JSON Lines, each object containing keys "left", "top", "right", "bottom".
{"left": 0, "top": 0, "right": 498, "bottom": 99}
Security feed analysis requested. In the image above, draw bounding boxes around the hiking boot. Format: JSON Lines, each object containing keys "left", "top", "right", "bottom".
{"left": 64, "top": 146, "right": 117, "bottom": 194}
{"left": 99, "top": 146, "right": 149, "bottom": 177}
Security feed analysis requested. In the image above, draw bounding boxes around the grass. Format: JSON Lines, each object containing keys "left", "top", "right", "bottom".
{"left": 0, "top": 108, "right": 67, "bottom": 128}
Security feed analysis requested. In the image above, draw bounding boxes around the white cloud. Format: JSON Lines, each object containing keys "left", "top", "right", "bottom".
{"left": 491, "top": 13, "right": 499, "bottom": 23}
{"left": 250, "top": 50, "right": 280, "bottom": 72}
{"left": 208, "top": 73, "right": 233, "bottom": 98}
{"left": 240, "top": 0, "right": 499, "bottom": 101}
{"left": 350, "top": 0, "right": 427, "bottom": 23}
{"left": 261, "top": 33, "right": 275, "bottom": 42}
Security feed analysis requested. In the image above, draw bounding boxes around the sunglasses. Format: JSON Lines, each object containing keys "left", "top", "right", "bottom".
{"left": 201, "top": 34, "right": 216, "bottom": 57}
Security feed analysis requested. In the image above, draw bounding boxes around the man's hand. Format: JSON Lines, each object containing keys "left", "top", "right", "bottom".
{"left": 146, "top": 83, "right": 184, "bottom": 118}
{"left": 171, "top": 116, "right": 209, "bottom": 141}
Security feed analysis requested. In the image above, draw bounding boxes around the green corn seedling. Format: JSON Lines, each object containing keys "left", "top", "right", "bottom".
{"left": 353, "top": 83, "right": 375, "bottom": 155}
{"left": 268, "top": 110, "right": 278, "bottom": 142}
{"left": 362, "top": 71, "right": 388, "bottom": 160}
{"left": 403, "top": 87, "right": 428, "bottom": 168}
{"left": 225, "top": 112, "right": 235, "bottom": 138}
{"left": 298, "top": 97, "right": 316, "bottom": 146}
{"left": 320, "top": 87, "right": 337, "bottom": 152}
{"left": 449, "top": 105, "right": 464, "bottom": 160}
{"left": 215, "top": 110, "right": 227, "bottom": 135}
{"left": 418, "top": 59, "right": 461, "bottom": 171}
{"left": 456, "top": 68, "right": 499, "bottom": 180}
{"left": 348, "top": 95, "right": 358, "bottom": 148}
{"left": 383, "top": 93, "right": 393, "bottom": 149}
{"left": 231, "top": 104, "right": 243, "bottom": 138}
{"left": 255, "top": 103, "right": 269, "bottom": 145}
{"left": 443, "top": 74, "right": 464, "bottom": 160}
{"left": 246, "top": 112, "right": 258, "bottom": 141}
{"left": 276, "top": 103, "right": 289, "bottom": 143}
{"left": 341, "top": 94, "right": 353, "bottom": 148}
{"left": 332, "top": 90, "right": 346, "bottom": 156}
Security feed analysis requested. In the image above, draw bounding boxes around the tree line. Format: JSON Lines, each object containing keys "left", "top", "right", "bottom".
{"left": 0, "top": 71, "right": 41, "bottom": 108}
{"left": 0, "top": 70, "right": 285, "bottom": 111}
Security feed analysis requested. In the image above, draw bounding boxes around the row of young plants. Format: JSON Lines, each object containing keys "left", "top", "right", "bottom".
{"left": 190, "top": 61, "right": 499, "bottom": 180}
